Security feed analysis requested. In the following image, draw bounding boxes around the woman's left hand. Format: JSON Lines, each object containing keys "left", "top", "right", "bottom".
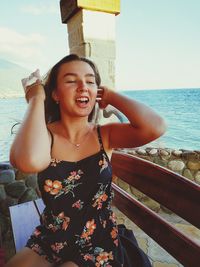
{"left": 96, "top": 86, "right": 112, "bottom": 109}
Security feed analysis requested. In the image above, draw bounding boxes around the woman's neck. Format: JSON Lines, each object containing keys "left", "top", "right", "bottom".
{"left": 57, "top": 117, "right": 92, "bottom": 143}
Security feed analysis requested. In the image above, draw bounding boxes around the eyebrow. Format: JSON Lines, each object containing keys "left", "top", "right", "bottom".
{"left": 63, "top": 73, "right": 95, "bottom": 78}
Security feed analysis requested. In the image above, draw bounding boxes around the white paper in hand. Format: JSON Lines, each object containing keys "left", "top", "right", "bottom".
{"left": 21, "top": 69, "right": 41, "bottom": 91}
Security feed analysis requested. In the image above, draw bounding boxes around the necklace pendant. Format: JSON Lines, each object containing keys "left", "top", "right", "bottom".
{"left": 75, "top": 144, "right": 80, "bottom": 148}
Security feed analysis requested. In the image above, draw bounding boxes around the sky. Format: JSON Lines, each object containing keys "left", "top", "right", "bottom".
{"left": 0, "top": 0, "right": 200, "bottom": 90}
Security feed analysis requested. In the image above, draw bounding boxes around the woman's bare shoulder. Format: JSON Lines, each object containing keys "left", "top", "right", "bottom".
{"left": 47, "top": 121, "right": 60, "bottom": 133}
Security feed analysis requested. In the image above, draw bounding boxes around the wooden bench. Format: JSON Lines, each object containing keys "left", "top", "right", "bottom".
{"left": 9, "top": 151, "right": 200, "bottom": 266}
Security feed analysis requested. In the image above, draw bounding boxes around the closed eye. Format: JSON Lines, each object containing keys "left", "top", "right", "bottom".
{"left": 87, "top": 81, "right": 95, "bottom": 84}
{"left": 66, "top": 80, "right": 76, "bottom": 83}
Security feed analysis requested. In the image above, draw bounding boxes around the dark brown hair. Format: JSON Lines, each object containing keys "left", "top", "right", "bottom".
{"left": 43, "top": 54, "right": 101, "bottom": 123}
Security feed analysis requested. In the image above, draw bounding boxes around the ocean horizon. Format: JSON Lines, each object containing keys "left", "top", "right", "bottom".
{"left": 0, "top": 88, "right": 200, "bottom": 162}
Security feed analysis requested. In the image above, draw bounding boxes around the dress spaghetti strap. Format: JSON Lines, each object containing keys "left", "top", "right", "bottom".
{"left": 96, "top": 125, "right": 111, "bottom": 162}
{"left": 96, "top": 125, "right": 104, "bottom": 151}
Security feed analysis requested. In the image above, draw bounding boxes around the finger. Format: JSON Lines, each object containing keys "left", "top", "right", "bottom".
{"left": 96, "top": 94, "right": 102, "bottom": 100}
{"left": 97, "top": 88, "right": 104, "bottom": 95}
{"left": 97, "top": 89, "right": 103, "bottom": 95}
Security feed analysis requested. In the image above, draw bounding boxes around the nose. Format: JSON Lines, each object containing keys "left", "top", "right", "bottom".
{"left": 77, "top": 80, "right": 88, "bottom": 92}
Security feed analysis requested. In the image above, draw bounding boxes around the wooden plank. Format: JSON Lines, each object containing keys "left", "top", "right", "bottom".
{"left": 112, "top": 183, "right": 200, "bottom": 267}
{"left": 111, "top": 151, "right": 200, "bottom": 228}
{"left": 9, "top": 201, "right": 40, "bottom": 252}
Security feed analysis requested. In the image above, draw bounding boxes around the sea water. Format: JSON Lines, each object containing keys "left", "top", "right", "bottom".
{"left": 0, "top": 88, "right": 200, "bottom": 161}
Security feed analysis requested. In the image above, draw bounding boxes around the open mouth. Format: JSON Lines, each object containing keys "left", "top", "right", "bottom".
{"left": 76, "top": 97, "right": 89, "bottom": 104}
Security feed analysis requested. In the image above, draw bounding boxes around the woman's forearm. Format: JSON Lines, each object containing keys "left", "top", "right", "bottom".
{"left": 98, "top": 86, "right": 166, "bottom": 147}
{"left": 10, "top": 96, "right": 51, "bottom": 172}
{"left": 104, "top": 89, "right": 166, "bottom": 137}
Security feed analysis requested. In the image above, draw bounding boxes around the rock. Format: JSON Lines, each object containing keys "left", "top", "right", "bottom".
{"left": 15, "top": 170, "right": 34, "bottom": 180}
{"left": 183, "top": 169, "right": 194, "bottom": 181}
{"left": 194, "top": 171, "right": 200, "bottom": 184}
{"left": 130, "top": 186, "right": 145, "bottom": 200}
{"left": 0, "top": 161, "right": 13, "bottom": 170}
{"left": 148, "top": 148, "right": 158, "bottom": 156}
{"left": 0, "top": 169, "right": 15, "bottom": 184}
{"left": 154, "top": 158, "right": 168, "bottom": 168}
{"left": 5, "top": 181, "right": 27, "bottom": 198}
{"left": 117, "top": 179, "right": 130, "bottom": 192}
{"left": 187, "top": 161, "right": 200, "bottom": 171}
{"left": 0, "top": 185, "right": 6, "bottom": 200}
{"left": 136, "top": 148, "right": 147, "bottom": 155}
{"left": 172, "top": 150, "right": 182, "bottom": 157}
{"left": 182, "top": 151, "right": 198, "bottom": 160}
{"left": 25, "top": 174, "right": 38, "bottom": 189}
{"left": 159, "top": 149, "right": 170, "bottom": 156}
{"left": 168, "top": 160, "right": 185, "bottom": 172}
{"left": 0, "top": 213, "right": 9, "bottom": 235}
{"left": 127, "top": 150, "right": 137, "bottom": 155}
{"left": 0, "top": 196, "right": 18, "bottom": 216}
{"left": 19, "top": 188, "right": 39, "bottom": 203}
{"left": 141, "top": 197, "right": 160, "bottom": 212}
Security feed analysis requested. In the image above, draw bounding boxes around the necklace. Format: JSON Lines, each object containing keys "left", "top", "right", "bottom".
{"left": 66, "top": 128, "right": 91, "bottom": 148}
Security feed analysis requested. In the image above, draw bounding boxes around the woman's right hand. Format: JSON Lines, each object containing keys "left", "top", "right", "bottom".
{"left": 24, "top": 80, "right": 46, "bottom": 103}
{"left": 21, "top": 69, "right": 45, "bottom": 103}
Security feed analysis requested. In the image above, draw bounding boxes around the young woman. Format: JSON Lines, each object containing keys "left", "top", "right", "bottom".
{"left": 6, "top": 54, "right": 166, "bottom": 267}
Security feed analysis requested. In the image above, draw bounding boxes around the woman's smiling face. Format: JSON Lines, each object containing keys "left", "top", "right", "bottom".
{"left": 53, "top": 60, "right": 98, "bottom": 119}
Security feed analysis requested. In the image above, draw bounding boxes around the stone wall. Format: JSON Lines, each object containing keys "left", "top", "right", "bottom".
{"left": 0, "top": 162, "right": 39, "bottom": 260}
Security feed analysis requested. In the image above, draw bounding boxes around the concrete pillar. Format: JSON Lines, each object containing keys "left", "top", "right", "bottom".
{"left": 60, "top": 0, "right": 120, "bottom": 89}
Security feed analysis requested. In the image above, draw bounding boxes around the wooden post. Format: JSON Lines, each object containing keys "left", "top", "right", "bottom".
{"left": 60, "top": 0, "right": 120, "bottom": 89}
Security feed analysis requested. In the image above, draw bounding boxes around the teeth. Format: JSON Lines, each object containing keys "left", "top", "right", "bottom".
{"left": 76, "top": 97, "right": 88, "bottom": 101}
{"left": 76, "top": 97, "right": 89, "bottom": 103}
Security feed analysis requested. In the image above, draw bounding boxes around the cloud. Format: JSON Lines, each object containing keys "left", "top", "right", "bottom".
{"left": 20, "top": 3, "right": 59, "bottom": 15}
{"left": 0, "top": 27, "right": 46, "bottom": 68}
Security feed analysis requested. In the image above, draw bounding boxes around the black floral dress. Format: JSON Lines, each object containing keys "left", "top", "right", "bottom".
{"left": 26, "top": 126, "right": 152, "bottom": 267}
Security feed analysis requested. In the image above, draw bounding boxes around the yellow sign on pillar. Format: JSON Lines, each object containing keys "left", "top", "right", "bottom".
{"left": 78, "top": 0, "right": 120, "bottom": 14}
{"left": 60, "top": 0, "right": 120, "bottom": 23}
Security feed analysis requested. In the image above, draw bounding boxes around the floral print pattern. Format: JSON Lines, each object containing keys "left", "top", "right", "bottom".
{"left": 29, "top": 243, "right": 61, "bottom": 263}
{"left": 76, "top": 219, "right": 97, "bottom": 247}
{"left": 43, "top": 170, "right": 83, "bottom": 198}
{"left": 72, "top": 199, "right": 84, "bottom": 210}
{"left": 50, "top": 158, "right": 61, "bottom": 167}
{"left": 51, "top": 241, "right": 68, "bottom": 253}
{"left": 41, "top": 211, "right": 70, "bottom": 232}
{"left": 27, "top": 126, "right": 127, "bottom": 266}
{"left": 44, "top": 180, "right": 62, "bottom": 195}
{"left": 99, "top": 153, "right": 109, "bottom": 173}
{"left": 83, "top": 247, "right": 114, "bottom": 267}
{"left": 92, "top": 184, "right": 108, "bottom": 210}
{"left": 111, "top": 226, "right": 118, "bottom": 247}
